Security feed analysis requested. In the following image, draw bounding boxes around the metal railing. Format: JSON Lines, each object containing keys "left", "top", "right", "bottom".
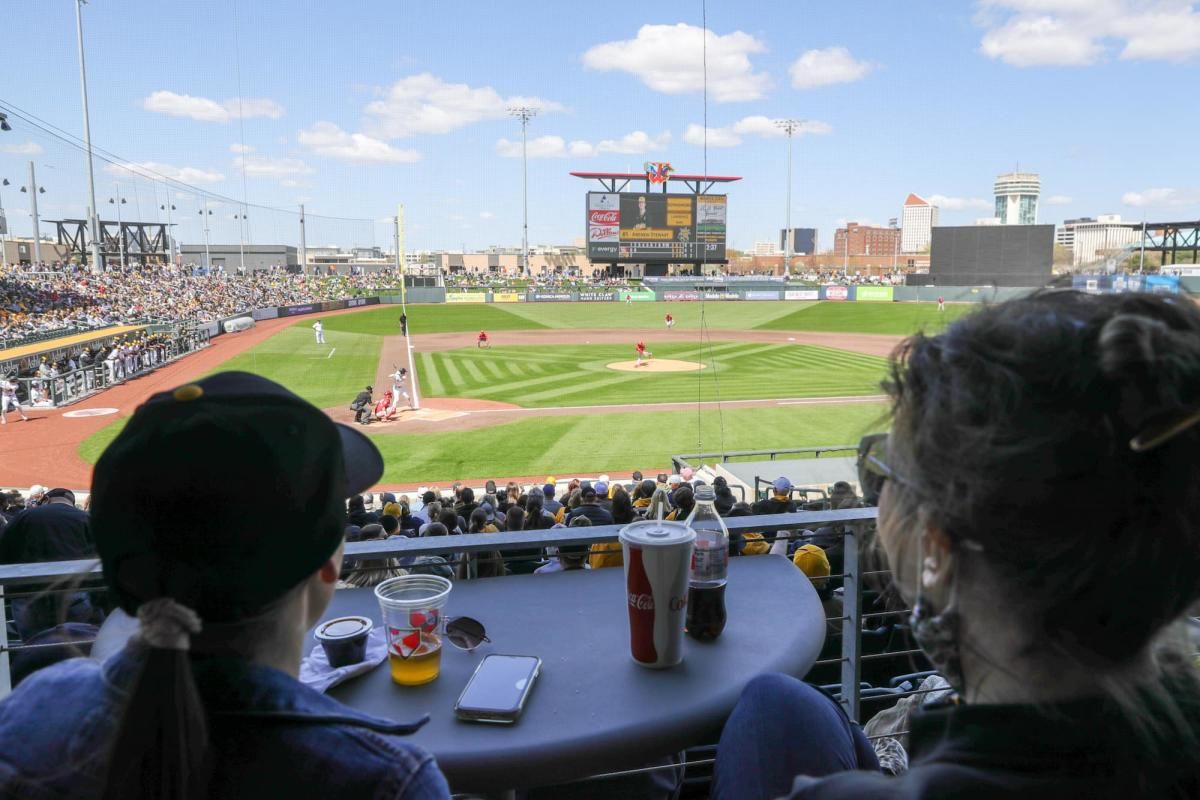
{"left": 673, "top": 444, "right": 859, "bottom": 469}
{"left": 8, "top": 332, "right": 208, "bottom": 409}
{"left": 0, "top": 507, "right": 893, "bottom": 724}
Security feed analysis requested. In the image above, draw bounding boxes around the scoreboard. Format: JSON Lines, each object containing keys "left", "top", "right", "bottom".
{"left": 586, "top": 192, "right": 727, "bottom": 263}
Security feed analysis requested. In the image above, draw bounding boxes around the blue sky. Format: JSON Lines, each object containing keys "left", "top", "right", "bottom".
{"left": 1, "top": 0, "right": 1197, "bottom": 254}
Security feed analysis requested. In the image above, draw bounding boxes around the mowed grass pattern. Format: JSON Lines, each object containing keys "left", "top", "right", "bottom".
{"left": 758, "top": 301, "right": 973, "bottom": 335}
{"left": 316, "top": 304, "right": 547, "bottom": 336}
{"left": 207, "top": 326, "right": 380, "bottom": 409}
{"left": 503, "top": 301, "right": 805, "bottom": 330}
{"left": 416, "top": 342, "right": 887, "bottom": 408}
{"left": 368, "top": 403, "right": 887, "bottom": 483}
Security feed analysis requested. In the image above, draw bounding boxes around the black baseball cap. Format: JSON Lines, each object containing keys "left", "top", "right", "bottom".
{"left": 92, "top": 372, "right": 383, "bottom": 621}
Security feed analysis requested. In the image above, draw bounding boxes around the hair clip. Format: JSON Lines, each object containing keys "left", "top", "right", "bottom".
{"left": 1130, "top": 408, "right": 1200, "bottom": 453}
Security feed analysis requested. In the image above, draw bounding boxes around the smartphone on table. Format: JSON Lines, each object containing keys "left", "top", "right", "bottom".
{"left": 454, "top": 654, "right": 542, "bottom": 724}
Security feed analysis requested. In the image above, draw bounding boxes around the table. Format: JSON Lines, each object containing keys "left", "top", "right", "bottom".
{"left": 322, "top": 555, "right": 824, "bottom": 792}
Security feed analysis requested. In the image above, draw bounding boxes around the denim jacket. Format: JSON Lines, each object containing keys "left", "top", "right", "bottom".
{"left": 0, "top": 644, "right": 451, "bottom": 799}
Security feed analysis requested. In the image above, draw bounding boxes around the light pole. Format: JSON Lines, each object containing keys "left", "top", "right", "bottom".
{"left": 108, "top": 188, "right": 127, "bottom": 268}
{"left": 24, "top": 162, "right": 46, "bottom": 265}
{"left": 75, "top": 0, "right": 103, "bottom": 273}
{"left": 233, "top": 212, "right": 248, "bottom": 274}
{"left": 0, "top": 178, "right": 9, "bottom": 269}
{"left": 508, "top": 106, "right": 537, "bottom": 277}
{"left": 298, "top": 204, "right": 307, "bottom": 274}
{"left": 774, "top": 119, "right": 805, "bottom": 279}
{"left": 198, "top": 207, "right": 212, "bottom": 271}
{"left": 160, "top": 200, "right": 176, "bottom": 266}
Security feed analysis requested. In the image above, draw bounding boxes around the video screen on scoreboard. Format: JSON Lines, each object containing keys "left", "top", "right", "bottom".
{"left": 586, "top": 192, "right": 727, "bottom": 262}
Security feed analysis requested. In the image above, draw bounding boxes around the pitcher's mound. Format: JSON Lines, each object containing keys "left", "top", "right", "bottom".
{"left": 607, "top": 359, "right": 707, "bottom": 373}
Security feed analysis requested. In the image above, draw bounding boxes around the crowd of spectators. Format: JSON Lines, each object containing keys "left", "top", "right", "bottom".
{"left": 335, "top": 469, "right": 844, "bottom": 585}
{"left": 0, "top": 262, "right": 405, "bottom": 342}
{"left": 443, "top": 269, "right": 634, "bottom": 291}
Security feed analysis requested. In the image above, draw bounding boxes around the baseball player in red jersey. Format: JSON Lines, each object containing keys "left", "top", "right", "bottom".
{"left": 665, "top": 313, "right": 674, "bottom": 328}
{"left": 635, "top": 340, "right": 653, "bottom": 367}
{"left": 477, "top": 330, "right": 489, "bottom": 348}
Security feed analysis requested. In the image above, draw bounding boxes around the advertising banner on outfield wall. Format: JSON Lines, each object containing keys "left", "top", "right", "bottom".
{"left": 823, "top": 286, "right": 849, "bottom": 301}
{"left": 578, "top": 292, "right": 615, "bottom": 302}
{"left": 531, "top": 292, "right": 573, "bottom": 302}
{"left": 492, "top": 292, "right": 523, "bottom": 303}
{"left": 854, "top": 286, "right": 894, "bottom": 302}
{"left": 625, "top": 290, "right": 656, "bottom": 302}
{"left": 743, "top": 291, "right": 780, "bottom": 300}
{"left": 279, "top": 303, "right": 320, "bottom": 316}
{"left": 321, "top": 300, "right": 348, "bottom": 312}
{"left": 252, "top": 307, "right": 280, "bottom": 320}
{"left": 446, "top": 293, "right": 487, "bottom": 304}
{"left": 784, "top": 289, "right": 819, "bottom": 301}
{"left": 346, "top": 297, "right": 380, "bottom": 308}
{"left": 664, "top": 290, "right": 701, "bottom": 301}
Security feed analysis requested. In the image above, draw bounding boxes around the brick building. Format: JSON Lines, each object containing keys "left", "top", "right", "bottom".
{"left": 834, "top": 222, "right": 901, "bottom": 258}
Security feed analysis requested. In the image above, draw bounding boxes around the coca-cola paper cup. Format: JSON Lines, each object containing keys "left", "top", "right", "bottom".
{"left": 619, "top": 519, "right": 696, "bottom": 669}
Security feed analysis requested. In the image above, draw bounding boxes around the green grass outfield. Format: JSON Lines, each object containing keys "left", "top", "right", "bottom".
{"left": 759, "top": 301, "right": 972, "bottom": 335}
{"left": 78, "top": 300, "right": 957, "bottom": 479}
{"left": 314, "top": 300, "right": 969, "bottom": 337}
{"left": 80, "top": 403, "right": 888, "bottom": 484}
{"left": 417, "top": 342, "right": 887, "bottom": 407}
{"left": 208, "top": 326, "right": 379, "bottom": 409}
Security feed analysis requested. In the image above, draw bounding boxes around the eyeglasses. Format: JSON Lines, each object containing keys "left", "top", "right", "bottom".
{"left": 445, "top": 616, "right": 490, "bottom": 651}
{"left": 856, "top": 433, "right": 895, "bottom": 501}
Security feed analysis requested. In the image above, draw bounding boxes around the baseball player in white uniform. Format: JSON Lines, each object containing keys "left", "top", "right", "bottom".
{"left": 388, "top": 366, "right": 411, "bottom": 415}
{"left": 313, "top": 320, "right": 326, "bottom": 344}
{"left": 1, "top": 377, "right": 29, "bottom": 424}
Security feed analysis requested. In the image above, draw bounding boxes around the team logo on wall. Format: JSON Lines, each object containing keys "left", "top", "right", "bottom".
{"left": 644, "top": 162, "right": 673, "bottom": 184}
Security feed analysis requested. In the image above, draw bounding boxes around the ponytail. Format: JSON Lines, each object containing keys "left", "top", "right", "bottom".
{"left": 103, "top": 600, "right": 209, "bottom": 800}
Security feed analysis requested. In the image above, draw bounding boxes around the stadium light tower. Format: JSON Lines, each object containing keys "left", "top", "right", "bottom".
{"left": 75, "top": 0, "right": 103, "bottom": 273}
{"left": 774, "top": 119, "right": 806, "bottom": 279}
{"left": 508, "top": 106, "right": 538, "bottom": 277}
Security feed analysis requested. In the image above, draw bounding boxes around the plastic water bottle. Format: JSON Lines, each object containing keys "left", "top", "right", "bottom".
{"left": 684, "top": 484, "right": 728, "bottom": 640}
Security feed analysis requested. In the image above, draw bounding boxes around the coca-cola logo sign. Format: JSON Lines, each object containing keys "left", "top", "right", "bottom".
{"left": 589, "top": 210, "right": 619, "bottom": 224}
{"left": 628, "top": 593, "right": 687, "bottom": 611}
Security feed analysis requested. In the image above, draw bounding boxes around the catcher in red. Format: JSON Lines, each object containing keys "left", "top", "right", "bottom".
{"left": 635, "top": 340, "right": 653, "bottom": 367}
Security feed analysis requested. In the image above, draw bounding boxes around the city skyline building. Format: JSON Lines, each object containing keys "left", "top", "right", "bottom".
{"left": 900, "top": 193, "right": 939, "bottom": 253}
{"left": 834, "top": 222, "right": 901, "bottom": 258}
{"left": 1071, "top": 214, "right": 1141, "bottom": 267}
{"left": 994, "top": 172, "right": 1041, "bottom": 225}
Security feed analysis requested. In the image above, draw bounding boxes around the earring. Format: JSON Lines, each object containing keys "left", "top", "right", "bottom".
{"left": 910, "top": 595, "right": 965, "bottom": 694}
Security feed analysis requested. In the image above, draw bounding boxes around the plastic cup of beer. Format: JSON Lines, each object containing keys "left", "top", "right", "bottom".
{"left": 619, "top": 519, "right": 695, "bottom": 669}
{"left": 375, "top": 574, "right": 452, "bottom": 686}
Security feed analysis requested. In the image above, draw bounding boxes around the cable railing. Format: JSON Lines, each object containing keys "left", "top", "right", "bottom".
{"left": 0, "top": 506, "right": 914, "bottom": 779}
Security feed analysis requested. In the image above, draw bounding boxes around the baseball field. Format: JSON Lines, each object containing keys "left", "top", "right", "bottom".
{"left": 74, "top": 300, "right": 971, "bottom": 486}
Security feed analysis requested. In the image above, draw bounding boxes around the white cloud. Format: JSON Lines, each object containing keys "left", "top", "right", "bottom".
{"left": 279, "top": 179, "right": 304, "bottom": 188}
{"left": 495, "top": 135, "right": 595, "bottom": 159}
{"left": 684, "top": 116, "right": 832, "bottom": 148}
{"left": 683, "top": 124, "right": 741, "bottom": 148}
{"left": 298, "top": 122, "right": 420, "bottom": 163}
{"left": 0, "top": 141, "right": 44, "bottom": 155}
{"left": 143, "top": 90, "right": 285, "bottom": 122}
{"left": 1046, "top": 194, "right": 1073, "bottom": 205}
{"left": 978, "top": 1, "right": 1200, "bottom": 66}
{"left": 582, "top": 23, "right": 770, "bottom": 102}
{"left": 1121, "top": 186, "right": 1200, "bottom": 207}
{"left": 480, "top": 211, "right": 495, "bottom": 220}
{"left": 364, "top": 73, "right": 563, "bottom": 138}
{"left": 929, "top": 194, "right": 993, "bottom": 210}
{"left": 789, "top": 47, "right": 874, "bottom": 89}
{"left": 104, "top": 161, "right": 225, "bottom": 185}
{"left": 596, "top": 130, "right": 672, "bottom": 155}
{"left": 229, "top": 143, "right": 254, "bottom": 154}
{"left": 232, "top": 154, "right": 314, "bottom": 178}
